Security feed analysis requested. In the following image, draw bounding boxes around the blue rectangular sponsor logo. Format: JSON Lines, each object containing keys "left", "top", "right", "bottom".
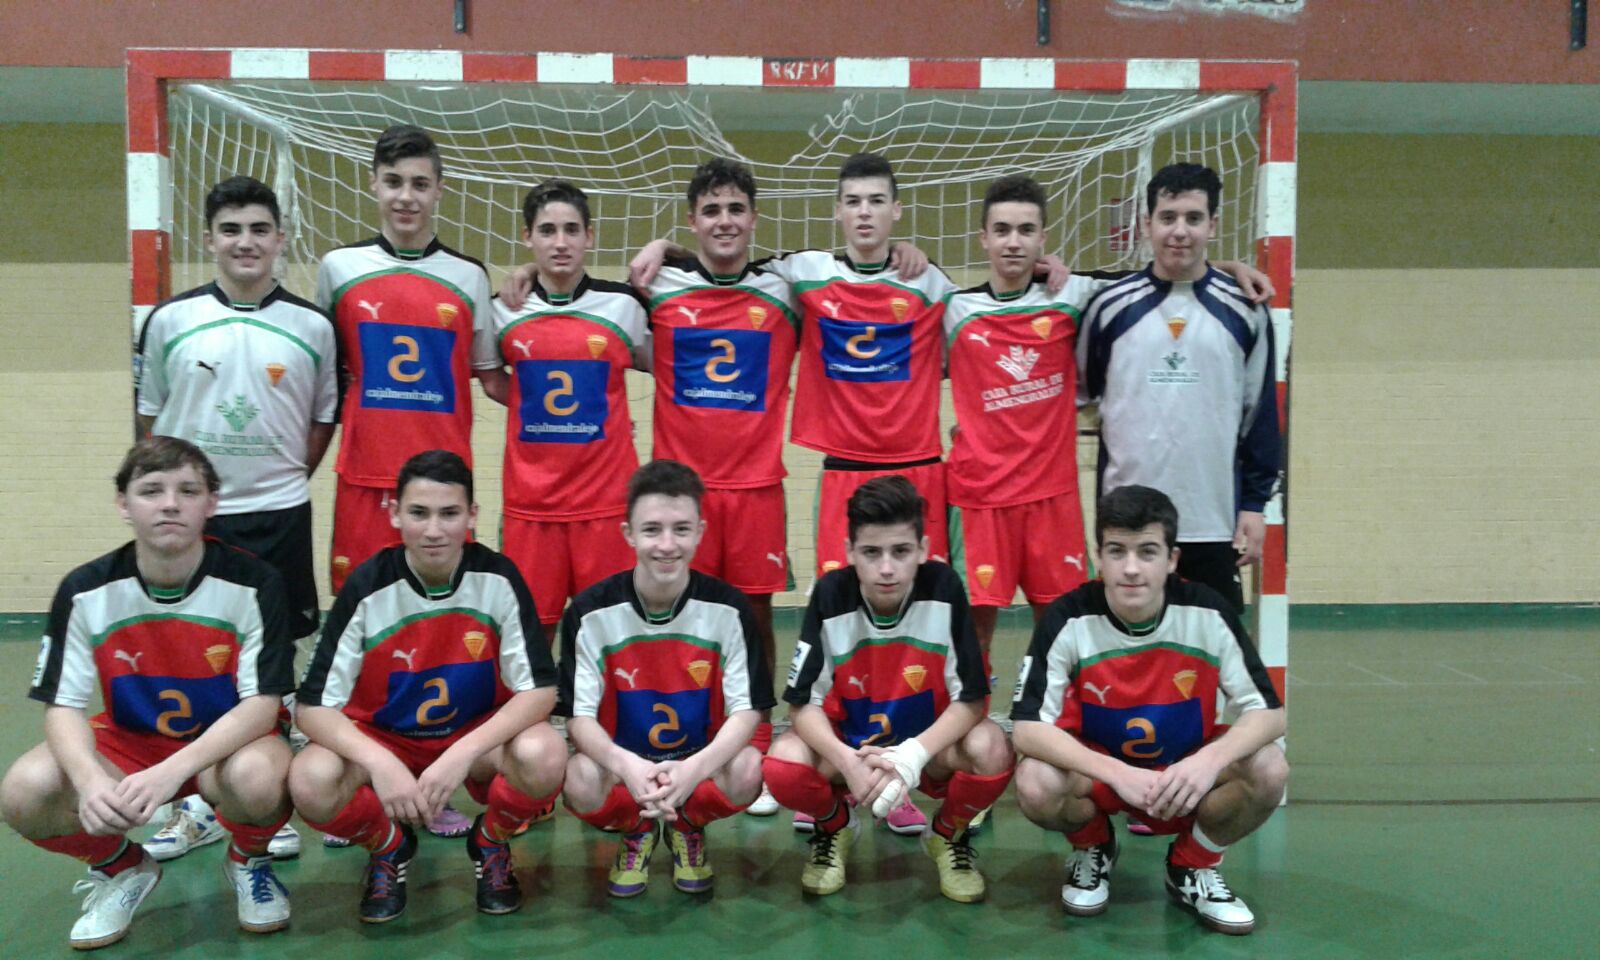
{"left": 1080, "top": 699, "right": 1204, "bottom": 768}
{"left": 358, "top": 324, "right": 456, "bottom": 413}
{"left": 375, "top": 660, "right": 496, "bottom": 738}
{"left": 516, "top": 359, "right": 609, "bottom": 444}
{"left": 819, "top": 317, "right": 911, "bottom": 383}
{"left": 671, "top": 328, "right": 768, "bottom": 411}
{"left": 110, "top": 673, "right": 239, "bottom": 739}
{"left": 614, "top": 687, "right": 712, "bottom": 761}
{"left": 838, "top": 688, "right": 935, "bottom": 748}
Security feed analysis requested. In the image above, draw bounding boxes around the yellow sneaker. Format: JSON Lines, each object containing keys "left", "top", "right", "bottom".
{"left": 668, "top": 827, "right": 714, "bottom": 894}
{"left": 607, "top": 824, "right": 658, "bottom": 898}
{"left": 800, "top": 809, "right": 859, "bottom": 896}
{"left": 922, "top": 829, "right": 985, "bottom": 903}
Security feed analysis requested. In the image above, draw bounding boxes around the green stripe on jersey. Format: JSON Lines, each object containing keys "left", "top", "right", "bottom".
{"left": 830, "top": 634, "right": 946, "bottom": 666}
{"left": 164, "top": 316, "right": 322, "bottom": 367}
{"left": 1074, "top": 641, "right": 1221, "bottom": 675}
{"left": 791, "top": 277, "right": 936, "bottom": 308}
{"left": 944, "top": 300, "right": 1084, "bottom": 345}
{"left": 598, "top": 633, "right": 726, "bottom": 662}
{"left": 362, "top": 607, "right": 500, "bottom": 651}
{"left": 498, "top": 310, "right": 635, "bottom": 352}
{"left": 90, "top": 614, "right": 240, "bottom": 649}
{"left": 330, "top": 268, "right": 476, "bottom": 318}
{"left": 650, "top": 287, "right": 800, "bottom": 331}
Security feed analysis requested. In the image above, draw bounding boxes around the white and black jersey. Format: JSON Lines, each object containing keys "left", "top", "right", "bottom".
{"left": 558, "top": 570, "right": 774, "bottom": 761}
{"left": 784, "top": 562, "right": 988, "bottom": 748}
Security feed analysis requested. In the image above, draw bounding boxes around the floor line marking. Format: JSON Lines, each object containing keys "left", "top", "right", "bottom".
{"left": 1437, "top": 663, "right": 1488, "bottom": 683}
{"left": 1532, "top": 663, "right": 1586, "bottom": 682}
{"left": 1348, "top": 663, "right": 1403, "bottom": 685}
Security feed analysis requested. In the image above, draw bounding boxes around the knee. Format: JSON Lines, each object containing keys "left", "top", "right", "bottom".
{"left": 286, "top": 748, "right": 345, "bottom": 817}
{"left": 766, "top": 731, "right": 811, "bottom": 764}
{"left": 506, "top": 723, "right": 567, "bottom": 786}
{"left": 562, "top": 754, "right": 606, "bottom": 812}
{"left": 725, "top": 745, "right": 764, "bottom": 801}
{"left": 962, "top": 720, "right": 1014, "bottom": 775}
{"left": 1, "top": 750, "right": 62, "bottom": 833}
{"left": 218, "top": 738, "right": 290, "bottom": 798}
{"left": 1246, "top": 744, "right": 1289, "bottom": 804}
{"left": 1012, "top": 759, "right": 1059, "bottom": 819}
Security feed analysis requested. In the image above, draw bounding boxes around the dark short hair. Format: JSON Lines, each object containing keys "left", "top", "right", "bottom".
{"left": 395, "top": 449, "right": 473, "bottom": 503}
{"left": 372, "top": 124, "right": 443, "bottom": 178}
{"left": 686, "top": 156, "right": 756, "bottom": 210}
{"left": 522, "top": 179, "right": 591, "bottom": 229}
{"left": 204, "top": 176, "right": 280, "bottom": 229}
{"left": 847, "top": 475, "right": 925, "bottom": 542}
{"left": 1095, "top": 485, "right": 1179, "bottom": 549}
{"left": 982, "top": 173, "right": 1048, "bottom": 228}
{"left": 115, "top": 437, "right": 220, "bottom": 494}
{"left": 1146, "top": 162, "right": 1222, "bottom": 216}
{"left": 627, "top": 460, "right": 704, "bottom": 517}
{"left": 838, "top": 152, "right": 898, "bottom": 199}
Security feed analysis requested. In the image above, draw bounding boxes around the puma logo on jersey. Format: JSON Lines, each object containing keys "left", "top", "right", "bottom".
{"left": 1064, "top": 554, "right": 1084, "bottom": 569}
{"left": 511, "top": 340, "right": 533, "bottom": 358}
{"left": 1082, "top": 681, "right": 1110, "bottom": 705}
{"left": 966, "top": 331, "right": 992, "bottom": 348}
{"left": 766, "top": 553, "right": 785, "bottom": 569}
{"left": 845, "top": 675, "right": 868, "bottom": 695}
{"left": 614, "top": 667, "right": 640, "bottom": 688}
{"left": 195, "top": 360, "right": 221, "bottom": 377}
{"left": 822, "top": 299, "right": 842, "bottom": 317}
{"left": 676, "top": 305, "right": 703, "bottom": 326}
{"left": 358, "top": 300, "right": 383, "bottom": 321}
{"left": 392, "top": 649, "right": 418, "bottom": 671}
{"left": 113, "top": 650, "right": 144, "bottom": 672}
{"left": 996, "top": 345, "right": 1041, "bottom": 382}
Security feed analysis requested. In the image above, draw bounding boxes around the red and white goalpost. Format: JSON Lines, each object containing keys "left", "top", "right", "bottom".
{"left": 125, "top": 49, "right": 1294, "bottom": 708}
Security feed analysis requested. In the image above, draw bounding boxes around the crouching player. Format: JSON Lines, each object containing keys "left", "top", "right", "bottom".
{"left": 1011, "top": 485, "right": 1288, "bottom": 935}
{"left": 559, "top": 460, "right": 770, "bottom": 897}
{"left": 1, "top": 438, "right": 296, "bottom": 949}
{"left": 289, "top": 450, "right": 565, "bottom": 921}
{"left": 763, "top": 476, "right": 1014, "bottom": 902}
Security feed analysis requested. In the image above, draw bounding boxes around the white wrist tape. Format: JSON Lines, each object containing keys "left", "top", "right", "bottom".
{"left": 871, "top": 738, "right": 932, "bottom": 818}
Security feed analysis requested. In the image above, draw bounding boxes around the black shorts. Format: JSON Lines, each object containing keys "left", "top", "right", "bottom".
{"left": 1176, "top": 540, "right": 1245, "bottom": 613}
{"left": 207, "top": 502, "right": 320, "bottom": 637}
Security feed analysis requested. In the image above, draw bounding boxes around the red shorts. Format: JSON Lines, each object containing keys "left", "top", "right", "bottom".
{"left": 89, "top": 713, "right": 202, "bottom": 798}
{"left": 352, "top": 716, "right": 487, "bottom": 778}
{"left": 693, "top": 484, "right": 789, "bottom": 594}
{"left": 502, "top": 512, "right": 634, "bottom": 627}
{"left": 331, "top": 478, "right": 400, "bottom": 595}
{"left": 814, "top": 461, "right": 949, "bottom": 578}
{"left": 1086, "top": 778, "right": 1192, "bottom": 836}
{"left": 949, "top": 491, "right": 1088, "bottom": 606}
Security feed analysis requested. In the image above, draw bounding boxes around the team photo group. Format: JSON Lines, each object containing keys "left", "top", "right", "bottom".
{"left": 1, "top": 122, "right": 1288, "bottom": 949}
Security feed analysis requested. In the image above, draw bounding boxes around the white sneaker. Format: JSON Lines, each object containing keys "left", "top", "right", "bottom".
{"left": 226, "top": 855, "right": 291, "bottom": 934}
{"left": 1166, "top": 861, "right": 1255, "bottom": 935}
{"left": 745, "top": 784, "right": 780, "bottom": 817}
{"left": 144, "top": 795, "right": 225, "bottom": 862}
{"left": 267, "top": 824, "right": 301, "bottom": 860}
{"left": 69, "top": 853, "right": 161, "bottom": 949}
{"left": 1060, "top": 835, "right": 1118, "bottom": 916}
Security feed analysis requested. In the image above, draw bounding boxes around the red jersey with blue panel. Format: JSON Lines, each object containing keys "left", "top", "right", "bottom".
{"left": 315, "top": 236, "right": 499, "bottom": 487}
{"left": 493, "top": 276, "right": 650, "bottom": 521}
{"left": 645, "top": 257, "right": 799, "bottom": 489}
{"left": 766, "top": 251, "right": 953, "bottom": 462}
{"left": 782, "top": 562, "right": 988, "bottom": 749}
{"left": 297, "top": 542, "right": 556, "bottom": 740}
{"left": 29, "top": 540, "right": 294, "bottom": 739}
{"left": 558, "top": 570, "right": 774, "bottom": 761}
{"left": 1010, "top": 576, "right": 1281, "bottom": 768}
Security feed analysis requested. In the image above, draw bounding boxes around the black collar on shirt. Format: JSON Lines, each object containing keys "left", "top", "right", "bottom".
{"left": 666, "top": 255, "right": 756, "bottom": 287}
{"left": 837, "top": 253, "right": 889, "bottom": 276}
{"left": 532, "top": 273, "right": 592, "bottom": 307}
{"left": 1141, "top": 262, "right": 1219, "bottom": 294}
{"left": 625, "top": 571, "right": 695, "bottom": 624}
{"left": 205, "top": 280, "right": 285, "bottom": 312}
{"left": 375, "top": 234, "right": 444, "bottom": 261}
{"left": 979, "top": 279, "right": 1039, "bottom": 302}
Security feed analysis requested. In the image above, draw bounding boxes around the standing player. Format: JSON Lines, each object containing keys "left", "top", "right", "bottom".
{"left": 289, "top": 451, "right": 565, "bottom": 921}
{"left": 559, "top": 460, "right": 770, "bottom": 897}
{"left": 1, "top": 438, "right": 296, "bottom": 949}
{"left": 135, "top": 174, "right": 333, "bottom": 862}
{"left": 316, "top": 124, "right": 508, "bottom": 596}
{"left": 762, "top": 476, "right": 1014, "bottom": 903}
{"left": 493, "top": 179, "right": 648, "bottom": 641}
{"left": 1078, "top": 163, "right": 1281, "bottom": 612}
{"left": 1011, "top": 485, "right": 1288, "bottom": 935}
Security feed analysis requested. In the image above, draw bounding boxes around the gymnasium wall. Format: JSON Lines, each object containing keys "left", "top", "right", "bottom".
{"left": 1, "top": 126, "right": 1596, "bottom": 610}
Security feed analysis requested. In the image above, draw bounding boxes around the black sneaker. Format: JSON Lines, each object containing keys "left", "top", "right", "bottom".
{"left": 359, "top": 824, "right": 417, "bottom": 924}
{"left": 1165, "top": 855, "right": 1256, "bottom": 935}
{"left": 467, "top": 815, "right": 523, "bottom": 914}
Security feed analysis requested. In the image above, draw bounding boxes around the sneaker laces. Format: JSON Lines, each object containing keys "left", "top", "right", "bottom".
{"left": 678, "top": 830, "right": 706, "bottom": 866}
{"left": 619, "top": 832, "right": 651, "bottom": 870}
{"left": 808, "top": 829, "right": 842, "bottom": 866}
{"left": 246, "top": 860, "right": 279, "bottom": 904}
{"left": 365, "top": 854, "right": 401, "bottom": 900}
{"left": 72, "top": 875, "right": 108, "bottom": 911}
{"left": 946, "top": 835, "right": 979, "bottom": 872}
{"left": 150, "top": 811, "right": 192, "bottom": 842}
{"left": 1195, "top": 868, "right": 1236, "bottom": 902}
{"left": 479, "top": 843, "right": 515, "bottom": 891}
{"left": 1066, "top": 846, "right": 1106, "bottom": 888}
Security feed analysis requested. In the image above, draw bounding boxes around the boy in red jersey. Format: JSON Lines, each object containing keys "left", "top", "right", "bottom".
{"left": 2, "top": 438, "right": 296, "bottom": 949}
{"left": 316, "top": 125, "right": 508, "bottom": 595}
{"left": 559, "top": 460, "right": 770, "bottom": 897}
{"left": 1012, "top": 485, "right": 1287, "bottom": 935}
{"left": 492, "top": 180, "right": 648, "bottom": 635}
{"left": 290, "top": 450, "right": 565, "bottom": 922}
{"left": 762, "top": 476, "right": 1014, "bottom": 903}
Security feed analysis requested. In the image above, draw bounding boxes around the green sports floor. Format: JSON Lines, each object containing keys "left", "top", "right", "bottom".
{"left": 1, "top": 606, "right": 1595, "bottom": 959}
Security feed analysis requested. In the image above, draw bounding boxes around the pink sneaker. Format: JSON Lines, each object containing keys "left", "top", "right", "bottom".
{"left": 426, "top": 803, "right": 473, "bottom": 838}
{"left": 792, "top": 811, "right": 816, "bottom": 833}
{"left": 884, "top": 795, "right": 927, "bottom": 836}
{"left": 1126, "top": 813, "right": 1155, "bottom": 836}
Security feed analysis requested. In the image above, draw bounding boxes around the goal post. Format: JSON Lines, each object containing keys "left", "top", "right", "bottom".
{"left": 125, "top": 49, "right": 1295, "bottom": 704}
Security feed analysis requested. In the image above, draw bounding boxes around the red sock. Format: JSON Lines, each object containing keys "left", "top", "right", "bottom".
{"left": 676, "top": 779, "right": 743, "bottom": 830}
{"left": 568, "top": 782, "right": 644, "bottom": 833}
{"left": 749, "top": 721, "right": 773, "bottom": 755}
{"left": 932, "top": 768, "right": 1014, "bottom": 839}
{"left": 35, "top": 833, "right": 134, "bottom": 871}
{"left": 214, "top": 809, "right": 289, "bottom": 862}
{"left": 1066, "top": 812, "right": 1112, "bottom": 849}
{"left": 761, "top": 757, "right": 846, "bottom": 823}
{"left": 1169, "top": 824, "right": 1226, "bottom": 869}
{"left": 304, "top": 785, "right": 398, "bottom": 854}
{"left": 480, "top": 774, "right": 558, "bottom": 844}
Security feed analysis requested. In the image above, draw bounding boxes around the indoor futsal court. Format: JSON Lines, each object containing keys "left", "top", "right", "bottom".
{"left": 1, "top": 3, "right": 1595, "bottom": 959}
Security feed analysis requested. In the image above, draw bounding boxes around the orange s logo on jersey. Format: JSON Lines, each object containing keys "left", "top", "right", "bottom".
{"left": 543, "top": 370, "right": 579, "bottom": 415}
{"left": 416, "top": 678, "right": 459, "bottom": 727}
{"left": 155, "top": 689, "right": 200, "bottom": 738}
{"left": 846, "top": 326, "right": 881, "bottom": 359}
{"left": 705, "top": 338, "right": 739, "bottom": 383}
{"left": 389, "top": 336, "right": 426, "bottom": 383}
{"left": 648, "top": 703, "right": 688, "bottom": 750}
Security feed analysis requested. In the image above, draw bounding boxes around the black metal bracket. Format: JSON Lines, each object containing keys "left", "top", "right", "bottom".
{"left": 455, "top": 0, "right": 468, "bottom": 34}
{"left": 1037, "top": 0, "right": 1051, "bottom": 46}
{"left": 1573, "top": 0, "right": 1587, "bottom": 50}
